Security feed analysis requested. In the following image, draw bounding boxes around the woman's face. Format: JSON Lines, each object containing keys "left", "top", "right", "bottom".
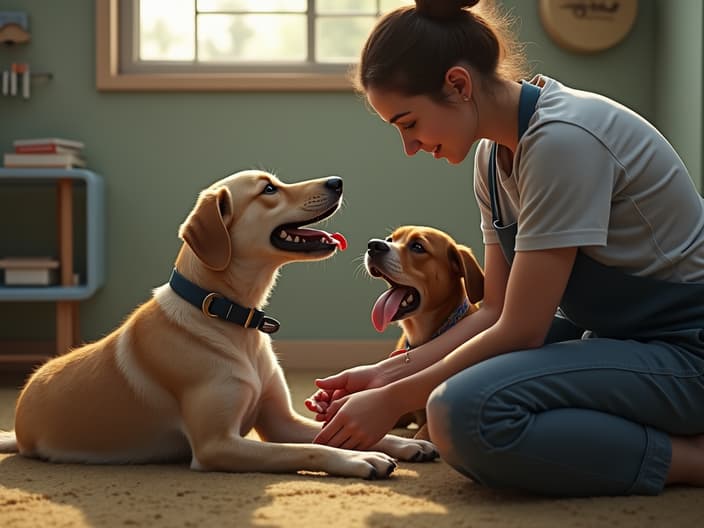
{"left": 366, "top": 86, "right": 477, "bottom": 165}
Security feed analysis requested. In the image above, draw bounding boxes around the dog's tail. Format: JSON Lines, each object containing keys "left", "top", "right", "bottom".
{"left": 0, "top": 430, "right": 18, "bottom": 453}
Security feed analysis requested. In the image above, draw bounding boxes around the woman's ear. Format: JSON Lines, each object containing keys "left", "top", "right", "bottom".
{"left": 445, "top": 66, "right": 473, "bottom": 101}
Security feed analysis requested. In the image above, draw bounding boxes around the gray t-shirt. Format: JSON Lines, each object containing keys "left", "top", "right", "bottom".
{"left": 474, "top": 75, "right": 704, "bottom": 283}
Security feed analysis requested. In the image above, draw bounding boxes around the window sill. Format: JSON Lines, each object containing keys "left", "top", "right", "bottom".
{"left": 96, "top": 71, "right": 355, "bottom": 92}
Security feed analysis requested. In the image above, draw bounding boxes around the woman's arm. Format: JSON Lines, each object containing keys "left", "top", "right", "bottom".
{"left": 313, "top": 246, "right": 577, "bottom": 448}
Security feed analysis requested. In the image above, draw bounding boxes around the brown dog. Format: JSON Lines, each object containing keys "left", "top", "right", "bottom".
{"left": 364, "top": 226, "right": 484, "bottom": 439}
{"left": 0, "top": 170, "right": 437, "bottom": 479}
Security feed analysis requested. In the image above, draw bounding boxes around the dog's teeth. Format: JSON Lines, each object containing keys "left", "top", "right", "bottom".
{"left": 280, "top": 230, "right": 288, "bottom": 239}
{"left": 407, "top": 294, "right": 414, "bottom": 303}
{"left": 294, "top": 236, "right": 300, "bottom": 243}
{"left": 286, "top": 235, "right": 294, "bottom": 242}
{"left": 401, "top": 300, "right": 408, "bottom": 308}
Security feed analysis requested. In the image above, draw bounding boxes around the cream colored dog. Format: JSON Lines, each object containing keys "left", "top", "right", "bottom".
{"left": 0, "top": 170, "right": 437, "bottom": 479}
{"left": 365, "top": 225, "right": 484, "bottom": 439}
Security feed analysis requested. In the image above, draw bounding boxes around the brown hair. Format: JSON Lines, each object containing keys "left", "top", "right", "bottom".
{"left": 354, "top": 0, "right": 528, "bottom": 100}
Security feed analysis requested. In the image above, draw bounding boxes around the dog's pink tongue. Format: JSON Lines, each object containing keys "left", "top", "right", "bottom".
{"left": 371, "top": 288, "right": 407, "bottom": 332}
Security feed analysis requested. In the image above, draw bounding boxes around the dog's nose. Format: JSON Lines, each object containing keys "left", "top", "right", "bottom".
{"left": 367, "top": 239, "right": 390, "bottom": 256}
{"left": 325, "top": 177, "right": 343, "bottom": 194}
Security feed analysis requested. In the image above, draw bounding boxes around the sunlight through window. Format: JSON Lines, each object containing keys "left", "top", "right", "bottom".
{"left": 133, "top": 0, "right": 412, "bottom": 67}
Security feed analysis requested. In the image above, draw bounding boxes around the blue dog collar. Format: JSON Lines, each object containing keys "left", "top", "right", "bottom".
{"left": 168, "top": 268, "right": 280, "bottom": 334}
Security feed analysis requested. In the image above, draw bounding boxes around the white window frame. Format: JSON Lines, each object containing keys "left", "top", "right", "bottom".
{"left": 96, "top": 0, "right": 390, "bottom": 92}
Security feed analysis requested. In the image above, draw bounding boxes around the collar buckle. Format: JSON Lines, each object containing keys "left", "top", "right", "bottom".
{"left": 201, "top": 292, "right": 222, "bottom": 318}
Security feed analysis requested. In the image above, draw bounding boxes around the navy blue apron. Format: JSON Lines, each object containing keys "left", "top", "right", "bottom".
{"left": 488, "top": 82, "right": 704, "bottom": 345}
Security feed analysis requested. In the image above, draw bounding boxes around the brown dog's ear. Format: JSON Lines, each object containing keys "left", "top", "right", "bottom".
{"left": 178, "top": 186, "right": 233, "bottom": 271}
{"left": 449, "top": 245, "right": 485, "bottom": 304}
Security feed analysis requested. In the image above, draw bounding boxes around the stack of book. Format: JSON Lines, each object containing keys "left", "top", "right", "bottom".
{"left": 3, "top": 137, "right": 86, "bottom": 168}
{"left": 0, "top": 257, "right": 60, "bottom": 286}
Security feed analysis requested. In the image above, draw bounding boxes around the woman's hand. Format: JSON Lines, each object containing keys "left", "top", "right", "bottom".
{"left": 304, "top": 363, "right": 386, "bottom": 421}
{"left": 312, "top": 386, "right": 401, "bottom": 450}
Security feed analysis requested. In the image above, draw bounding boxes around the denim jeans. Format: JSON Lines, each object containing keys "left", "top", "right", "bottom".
{"left": 426, "top": 321, "right": 704, "bottom": 496}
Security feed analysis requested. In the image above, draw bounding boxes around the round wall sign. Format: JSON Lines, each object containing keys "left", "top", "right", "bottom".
{"left": 539, "top": 0, "right": 638, "bottom": 54}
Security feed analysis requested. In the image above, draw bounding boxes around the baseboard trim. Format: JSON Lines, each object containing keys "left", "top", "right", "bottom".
{"left": 273, "top": 340, "right": 396, "bottom": 372}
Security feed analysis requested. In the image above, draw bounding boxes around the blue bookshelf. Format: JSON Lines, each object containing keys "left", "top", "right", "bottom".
{"left": 0, "top": 168, "right": 106, "bottom": 362}
{"left": 0, "top": 168, "right": 105, "bottom": 301}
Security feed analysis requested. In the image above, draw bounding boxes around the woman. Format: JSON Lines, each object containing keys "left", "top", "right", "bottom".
{"left": 307, "top": 0, "right": 704, "bottom": 496}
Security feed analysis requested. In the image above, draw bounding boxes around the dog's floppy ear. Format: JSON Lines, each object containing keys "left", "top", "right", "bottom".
{"left": 449, "top": 245, "right": 485, "bottom": 304}
{"left": 178, "top": 186, "right": 233, "bottom": 271}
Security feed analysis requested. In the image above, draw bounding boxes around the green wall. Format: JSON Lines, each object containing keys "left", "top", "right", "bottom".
{"left": 0, "top": 0, "right": 697, "bottom": 345}
{"left": 654, "top": 0, "right": 703, "bottom": 193}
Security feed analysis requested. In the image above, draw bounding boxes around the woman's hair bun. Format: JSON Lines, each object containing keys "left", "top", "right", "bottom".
{"left": 415, "top": 0, "right": 479, "bottom": 21}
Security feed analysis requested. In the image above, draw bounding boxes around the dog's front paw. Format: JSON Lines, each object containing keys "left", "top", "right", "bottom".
{"left": 333, "top": 450, "right": 398, "bottom": 479}
{"left": 376, "top": 435, "right": 438, "bottom": 462}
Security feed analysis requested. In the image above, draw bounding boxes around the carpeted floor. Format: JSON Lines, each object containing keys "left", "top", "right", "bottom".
{"left": 1, "top": 368, "right": 702, "bottom": 528}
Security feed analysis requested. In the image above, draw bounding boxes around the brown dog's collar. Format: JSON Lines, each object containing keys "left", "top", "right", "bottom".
{"left": 169, "top": 268, "right": 280, "bottom": 334}
{"left": 404, "top": 297, "right": 470, "bottom": 350}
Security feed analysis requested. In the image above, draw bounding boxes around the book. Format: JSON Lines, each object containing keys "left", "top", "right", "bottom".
{"left": 4, "top": 268, "right": 58, "bottom": 286}
{"left": 0, "top": 257, "right": 60, "bottom": 286}
{"left": 3, "top": 152, "right": 87, "bottom": 168}
{"left": 14, "top": 144, "right": 82, "bottom": 154}
{"left": 13, "top": 137, "right": 85, "bottom": 150}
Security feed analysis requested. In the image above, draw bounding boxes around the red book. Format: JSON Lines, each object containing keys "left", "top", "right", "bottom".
{"left": 12, "top": 137, "right": 85, "bottom": 152}
{"left": 14, "top": 144, "right": 80, "bottom": 154}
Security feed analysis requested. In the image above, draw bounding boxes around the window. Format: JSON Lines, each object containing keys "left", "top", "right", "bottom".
{"left": 96, "top": 0, "right": 412, "bottom": 91}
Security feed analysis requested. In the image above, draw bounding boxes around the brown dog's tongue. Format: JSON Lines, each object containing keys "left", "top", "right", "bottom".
{"left": 371, "top": 287, "right": 407, "bottom": 332}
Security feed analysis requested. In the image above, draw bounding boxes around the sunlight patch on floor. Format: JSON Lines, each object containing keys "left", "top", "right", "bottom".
{"left": 252, "top": 474, "right": 448, "bottom": 527}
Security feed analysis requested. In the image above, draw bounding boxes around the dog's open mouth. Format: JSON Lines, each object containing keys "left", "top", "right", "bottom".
{"left": 368, "top": 267, "right": 420, "bottom": 332}
{"left": 270, "top": 206, "right": 347, "bottom": 253}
